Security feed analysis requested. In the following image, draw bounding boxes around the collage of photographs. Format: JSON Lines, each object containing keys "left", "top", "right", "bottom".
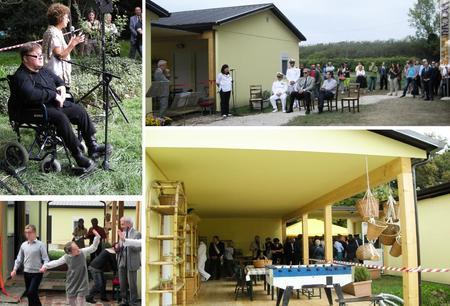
{"left": 0, "top": 0, "right": 449, "bottom": 305}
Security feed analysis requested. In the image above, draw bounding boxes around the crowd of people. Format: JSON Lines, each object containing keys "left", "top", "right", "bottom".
{"left": 199, "top": 233, "right": 365, "bottom": 282}
{"left": 10, "top": 217, "right": 141, "bottom": 306}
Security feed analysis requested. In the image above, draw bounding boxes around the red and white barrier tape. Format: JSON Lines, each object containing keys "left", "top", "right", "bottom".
{"left": 0, "top": 29, "right": 80, "bottom": 53}
{"left": 310, "top": 259, "right": 450, "bottom": 273}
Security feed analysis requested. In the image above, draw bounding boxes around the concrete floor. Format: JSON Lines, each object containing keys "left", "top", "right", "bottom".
{"left": 194, "top": 279, "right": 369, "bottom": 305}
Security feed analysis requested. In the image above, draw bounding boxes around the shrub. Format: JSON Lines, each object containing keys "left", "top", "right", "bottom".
{"left": 48, "top": 249, "right": 65, "bottom": 260}
{"left": 354, "top": 266, "right": 371, "bottom": 282}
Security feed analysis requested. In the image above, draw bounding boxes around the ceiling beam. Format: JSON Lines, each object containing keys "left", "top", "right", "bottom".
{"left": 283, "top": 158, "right": 403, "bottom": 223}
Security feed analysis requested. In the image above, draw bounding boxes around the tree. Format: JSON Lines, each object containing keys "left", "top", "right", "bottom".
{"left": 408, "top": 0, "right": 440, "bottom": 40}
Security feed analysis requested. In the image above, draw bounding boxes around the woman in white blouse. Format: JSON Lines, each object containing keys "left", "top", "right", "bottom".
{"left": 216, "top": 64, "right": 233, "bottom": 119}
{"left": 42, "top": 3, "right": 85, "bottom": 86}
{"left": 355, "top": 62, "right": 367, "bottom": 93}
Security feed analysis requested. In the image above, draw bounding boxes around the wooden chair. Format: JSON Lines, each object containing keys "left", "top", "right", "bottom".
{"left": 323, "top": 86, "right": 339, "bottom": 112}
{"left": 249, "top": 85, "right": 264, "bottom": 112}
{"left": 341, "top": 83, "right": 361, "bottom": 113}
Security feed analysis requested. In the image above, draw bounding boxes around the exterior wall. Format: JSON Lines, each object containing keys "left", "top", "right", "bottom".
{"left": 146, "top": 154, "right": 168, "bottom": 306}
{"left": 48, "top": 207, "right": 136, "bottom": 245}
{"left": 146, "top": 11, "right": 159, "bottom": 113}
{"left": 198, "top": 218, "right": 282, "bottom": 256}
{"left": 215, "top": 10, "right": 300, "bottom": 108}
{"left": 1, "top": 202, "right": 7, "bottom": 284}
{"left": 384, "top": 193, "right": 450, "bottom": 284}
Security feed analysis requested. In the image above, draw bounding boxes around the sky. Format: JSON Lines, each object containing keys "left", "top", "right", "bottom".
{"left": 154, "top": 0, "right": 418, "bottom": 45}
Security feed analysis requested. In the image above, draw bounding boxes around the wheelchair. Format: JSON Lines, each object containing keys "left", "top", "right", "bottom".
{"left": 4, "top": 75, "right": 86, "bottom": 173}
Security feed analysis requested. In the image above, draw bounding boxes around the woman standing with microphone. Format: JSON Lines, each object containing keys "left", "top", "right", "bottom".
{"left": 216, "top": 64, "right": 233, "bottom": 119}
{"left": 42, "top": 3, "right": 85, "bottom": 86}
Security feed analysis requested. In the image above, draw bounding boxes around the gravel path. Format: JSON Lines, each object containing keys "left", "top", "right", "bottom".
{"left": 181, "top": 94, "right": 396, "bottom": 126}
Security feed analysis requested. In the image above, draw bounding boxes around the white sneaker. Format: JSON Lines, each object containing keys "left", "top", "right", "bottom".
{"left": 387, "top": 93, "right": 392, "bottom": 96}
{"left": 272, "top": 109, "right": 278, "bottom": 113}
{"left": 282, "top": 110, "right": 286, "bottom": 113}
{"left": 222, "top": 115, "right": 227, "bottom": 119}
{"left": 227, "top": 114, "right": 233, "bottom": 117}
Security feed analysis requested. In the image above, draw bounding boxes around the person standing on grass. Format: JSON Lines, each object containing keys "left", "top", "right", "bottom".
{"left": 355, "top": 63, "right": 367, "bottom": 93}
{"left": 431, "top": 61, "right": 441, "bottom": 97}
{"left": 40, "top": 230, "right": 101, "bottom": 306}
{"left": 216, "top": 64, "right": 233, "bottom": 119}
{"left": 11, "top": 224, "right": 49, "bottom": 306}
{"left": 129, "top": 7, "right": 142, "bottom": 59}
{"left": 337, "top": 64, "right": 346, "bottom": 94}
{"left": 388, "top": 63, "right": 400, "bottom": 96}
{"left": 379, "top": 62, "right": 388, "bottom": 90}
{"left": 368, "top": 62, "right": 378, "bottom": 93}
{"left": 401, "top": 61, "right": 418, "bottom": 98}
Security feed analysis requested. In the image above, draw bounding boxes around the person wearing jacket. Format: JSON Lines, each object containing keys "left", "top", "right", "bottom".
{"left": 288, "top": 69, "right": 315, "bottom": 114}
{"left": 269, "top": 73, "right": 288, "bottom": 113}
{"left": 208, "top": 236, "right": 225, "bottom": 280}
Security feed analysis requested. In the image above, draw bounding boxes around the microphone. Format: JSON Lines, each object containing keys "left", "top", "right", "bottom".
{"left": 230, "top": 69, "right": 236, "bottom": 71}
{"left": 70, "top": 26, "right": 75, "bottom": 37}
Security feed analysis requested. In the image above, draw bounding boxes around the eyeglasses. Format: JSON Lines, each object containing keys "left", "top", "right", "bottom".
{"left": 26, "top": 54, "right": 43, "bottom": 59}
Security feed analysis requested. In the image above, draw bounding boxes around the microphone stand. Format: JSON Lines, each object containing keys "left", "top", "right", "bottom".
{"left": 230, "top": 69, "right": 237, "bottom": 115}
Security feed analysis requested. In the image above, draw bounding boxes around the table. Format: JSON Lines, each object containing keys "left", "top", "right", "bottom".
{"left": 245, "top": 265, "right": 267, "bottom": 301}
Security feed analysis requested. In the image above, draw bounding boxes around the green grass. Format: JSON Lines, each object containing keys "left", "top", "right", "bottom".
{"left": 0, "top": 51, "right": 20, "bottom": 66}
{"left": 372, "top": 275, "right": 450, "bottom": 305}
{"left": 285, "top": 97, "right": 450, "bottom": 126}
{"left": 0, "top": 96, "right": 142, "bottom": 195}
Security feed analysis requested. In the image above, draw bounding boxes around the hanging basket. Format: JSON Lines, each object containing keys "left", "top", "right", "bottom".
{"left": 356, "top": 243, "right": 380, "bottom": 261}
{"left": 366, "top": 220, "right": 387, "bottom": 241}
{"left": 356, "top": 188, "right": 380, "bottom": 220}
{"left": 253, "top": 259, "right": 272, "bottom": 268}
{"left": 389, "top": 237, "right": 402, "bottom": 257}
{"left": 379, "top": 224, "right": 400, "bottom": 245}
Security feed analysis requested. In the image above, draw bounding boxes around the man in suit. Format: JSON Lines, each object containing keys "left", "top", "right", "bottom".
{"left": 421, "top": 60, "right": 433, "bottom": 101}
{"left": 208, "top": 236, "right": 225, "bottom": 280}
{"left": 129, "top": 7, "right": 142, "bottom": 59}
{"left": 117, "top": 217, "right": 141, "bottom": 306}
{"left": 153, "top": 60, "right": 170, "bottom": 117}
{"left": 288, "top": 68, "right": 315, "bottom": 114}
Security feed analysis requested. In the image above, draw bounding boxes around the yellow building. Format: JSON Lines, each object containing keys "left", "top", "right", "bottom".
{"left": 145, "top": 129, "right": 442, "bottom": 306}
{"left": 147, "top": 3, "right": 306, "bottom": 113}
{"left": 0, "top": 201, "right": 141, "bottom": 297}
{"left": 146, "top": 0, "right": 171, "bottom": 113}
{"left": 385, "top": 182, "right": 450, "bottom": 285}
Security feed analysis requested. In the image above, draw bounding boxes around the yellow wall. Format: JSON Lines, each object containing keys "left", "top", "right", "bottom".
{"left": 146, "top": 153, "right": 169, "bottom": 306}
{"left": 48, "top": 207, "right": 136, "bottom": 245}
{"left": 198, "top": 218, "right": 282, "bottom": 256}
{"left": 215, "top": 10, "right": 300, "bottom": 108}
{"left": 384, "top": 193, "right": 450, "bottom": 284}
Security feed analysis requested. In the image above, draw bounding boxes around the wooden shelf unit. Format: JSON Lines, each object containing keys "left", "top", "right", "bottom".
{"left": 181, "top": 214, "right": 200, "bottom": 304}
{"left": 148, "top": 180, "right": 187, "bottom": 306}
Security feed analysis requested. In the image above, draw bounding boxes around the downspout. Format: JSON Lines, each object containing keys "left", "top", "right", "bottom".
{"left": 411, "top": 152, "right": 432, "bottom": 306}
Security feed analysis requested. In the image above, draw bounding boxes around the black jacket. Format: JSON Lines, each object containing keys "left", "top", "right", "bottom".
{"left": 89, "top": 249, "right": 118, "bottom": 272}
{"left": 208, "top": 241, "right": 225, "bottom": 258}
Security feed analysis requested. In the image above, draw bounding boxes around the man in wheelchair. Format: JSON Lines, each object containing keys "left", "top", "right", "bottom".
{"left": 9, "top": 42, "right": 110, "bottom": 171}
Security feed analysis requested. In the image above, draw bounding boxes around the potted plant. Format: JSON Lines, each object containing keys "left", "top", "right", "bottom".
{"left": 343, "top": 266, "right": 372, "bottom": 297}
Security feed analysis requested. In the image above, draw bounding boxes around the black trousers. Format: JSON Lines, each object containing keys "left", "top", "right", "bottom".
{"left": 210, "top": 257, "right": 221, "bottom": 279}
{"left": 423, "top": 80, "right": 433, "bottom": 100}
{"left": 24, "top": 272, "right": 43, "bottom": 306}
{"left": 219, "top": 90, "right": 231, "bottom": 116}
{"left": 380, "top": 75, "right": 388, "bottom": 90}
{"left": 290, "top": 91, "right": 311, "bottom": 112}
{"left": 318, "top": 90, "right": 334, "bottom": 111}
{"left": 403, "top": 77, "right": 418, "bottom": 96}
{"left": 46, "top": 102, "right": 96, "bottom": 154}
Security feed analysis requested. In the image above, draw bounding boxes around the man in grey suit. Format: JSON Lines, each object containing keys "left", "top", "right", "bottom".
{"left": 288, "top": 68, "right": 315, "bottom": 114}
{"left": 129, "top": 7, "right": 142, "bottom": 59}
{"left": 117, "top": 217, "right": 141, "bottom": 306}
{"left": 153, "top": 60, "right": 170, "bottom": 117}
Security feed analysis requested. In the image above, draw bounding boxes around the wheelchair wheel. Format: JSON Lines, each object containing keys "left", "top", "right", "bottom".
{"left": 41, "top": 157, "right": 62, "bottom": 173}
{"left": 2, "top": 141, "right": 29, "bottom": 169}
